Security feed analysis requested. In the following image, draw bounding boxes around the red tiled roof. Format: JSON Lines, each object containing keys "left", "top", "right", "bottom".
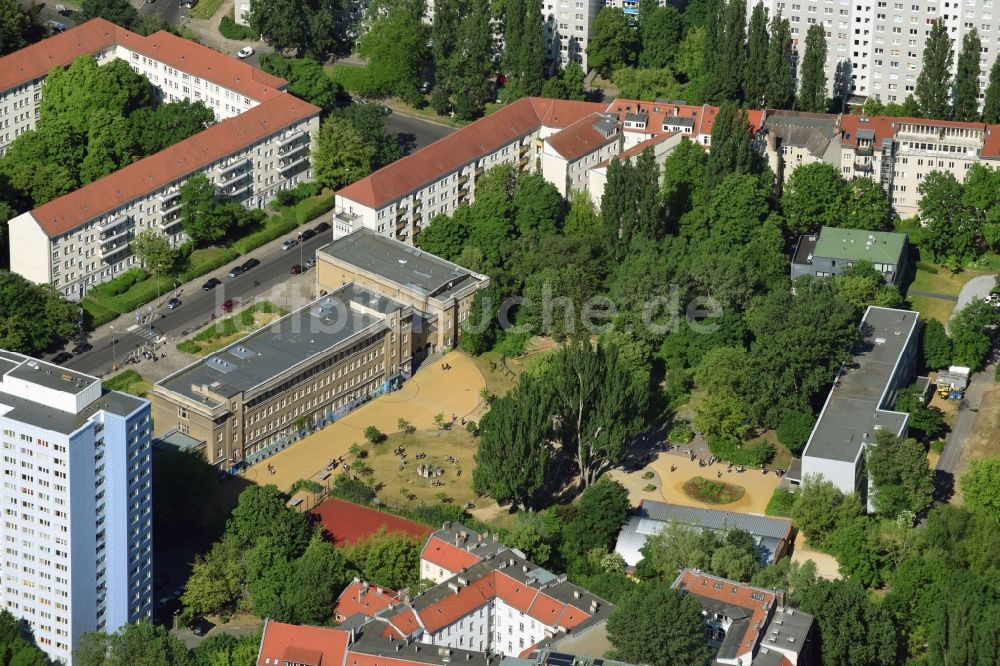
{"left": 312, "top": 498, "right": 432, "bottom": 546}
{"left": 838, "top": 114, "right": 895, "bottom": 148}
{"left": 595, "top": 131, "right": 679, "bottom": 169}
{"left": 349, "top": 654, "right": 443, "bottom": 666}
{"left": 544, "top": 113, "right": 618, "bottom": 160}
{"left": 0, "top": 18, "right": 120, "bottom": 90}
{"left": 673, "top": 570, "right": 776, "bottom": 659}
{"left": 29, "top": 92, "right": 319, "bottom": 238}
{"left": 335, "top": 580, "right": 401, "bottom": 621}
{"left": 420, "top": 536, "right": 483, "bottom": 574}
{"left": 256, "top": 620, "right": 349, "bottom": 666}
{"left": 982, "top": 125, "right": 1000, "bottom": 158}
{"left": 337, "top": 97, "right": 604, "bottom": 209}
{"left": 605, "top": 99, "right": 765, "bottom": 140}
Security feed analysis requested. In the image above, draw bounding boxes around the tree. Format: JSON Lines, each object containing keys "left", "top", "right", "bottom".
{"left": 586, "top": 8, "right": 638, "bottom": 79}
{"left": 606, "top": 583, "right": 716, "bottom": 666}
{"left": 799, "top": 580, "right": 899, "bottom": 666}
{"left": 765, "top": 13, "right": 794, "bottom": 109}
{"left": 916, "top": 20, "right": 954, "bottom": 119}
{"left": 950, "top": 297, "right": 1000, "bottom": 369}
{"left": 706, "top": 104, "right": 760, "bottom": 187}
{"left": 984, "top": 56, "right": 1000, "bottom": 123}
{"left": 835, "top": 260, "right": 903, "bottom": 312}
{"left": 549, "top": 338, "right": 649, "bottom": 486}
{"left": 513, "top": 173, "right": 564, "bottom": 235}
{"left": 918, "top": 170, "right": 979, "bottom": 265}
{"left": 226, "top": 485, "right": 311, "bottom": 560}
{"left": 0, "top": 610, "right": 47, "bottom": 665}
{"left": 866, "top": 430, "right": 934, "bottom": 518}
{"left": 505, "top": 0, "right": 545, "bottom": 100}
{"left": 182, "top": 535, "right": 246, "bottom": 615}
{"left": 796, "top": 24, "right": 828, "bottom": 112}
{"left": 350, "top": 531, "right": 421, "bottom": 590}
{"left": 449, "top": 0, "right": 495, "bottom": 119}
{"left": 80, "top": 0, "right": 139, "bottom": 29}
{"left": 358, "top": 0, "right": 430, "bottom": 104}
{"left": 0, "top": 272, "right": 79, "bottom": 355}
{"left": 776, "top": 409, "right": 815, "bottom": 455}
{"left": 894, "top": 386, "right": 946, "bottom": 442}
{"left": 397, "top": 418, "right": 414, "bottom": 435}
{"left": 639, "top": 5, "right": 683, "bottom": 70}
{"left": 283, "top": 537, "right": 351, "bottom": 624}
{"left": 363, "top": 426, "right": 387, "bottom": 444}
{"left": 333, "top": 103, "right": 403, "bottom": 171}
{"left": 561, "top": 478, "right": 631, "bottom": 558}
{"left": 744, "top": 2, "right": 770, "bottom": 107}
{"left": 960, "top": 457, "right": 1000, "bottom": 520}
{"left": 639, "top": 521, "right": 716, "bottom": 578}
{"left": 473, "top": 377, "right": 551, "bottom": 508}
{"left": 431, "top": 0, "right": 462, "bottom": 87}
{"left": 926, "top": 572, "right": 1000, "bottom": 665}
{"left": 922, "top": 319, "right": 952, "bottom": 370}
{"left": 709, "top": 0, "right": 747, "bottom": 102}
{"left": 131, "top": 229, "right": 177, "bottom": 280}
{"left": 0, "top": 0, "right": 44, "bottom": 57}
{"left": 313, "top": 116, "right": 376, "bottom": 189}
{"left": 792, "top": 474, "right": 863, "bottom": 549}
{"left": 179, "top": 173, "right": 229, "bottom": 245}
{"left": 76, "top": 621, "right": 194, "bottom": 666}
{"left": 953, "top": 29, "right": 982, "bottom": 121}
{"left": 129, "top": 100, "right": 215, "bottom": 155}
{"left": 845, "top": 177, "right": 891, "bottom": 231}
{"left": 782, "top": 162, "right": 848, "bottom": 234}
{"left": 193, "top": 632, "right": 261, "bottom": 666}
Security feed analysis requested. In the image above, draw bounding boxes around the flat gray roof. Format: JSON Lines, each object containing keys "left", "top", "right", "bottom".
{"left": 156, "top": 284, "right": 404, "bottom": 407}
{"left": 319, "top": 229, "right": 486, "bottom": 303}
{"left": 154, "top": 429, "right": 206, "bottom": 452}
{"left": 803, "top": 307, "right": 918, "bottom": 463}
{"left": 0, "top": 385, "right": 144, "bottom": 435}
{"left": 0, "top": 350, "right": 98, "bottom": 395}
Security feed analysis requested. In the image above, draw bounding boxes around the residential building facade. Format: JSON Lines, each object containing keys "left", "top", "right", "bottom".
{"left": 0, "top": 351, "right": 152, "bottom": 665}
{"left": 791, "top": 227, "right": 908, "bottom": 283}
{"left": 543, "top": 0, "right": 603, "bottom": 70}
{"left": 316, "top": 229, "right": 489, "bottom": 353}
{"left": 152, "top": 284, "right": 414, "bottom": 472}
{"left": 797, "top": 306, "right": 919, "bottom": 505}
{"left": 8, "top": 93, "right": 319, "bottom": 299}
{"left": 0, "top": 18, "right": 287, "bottom": 156}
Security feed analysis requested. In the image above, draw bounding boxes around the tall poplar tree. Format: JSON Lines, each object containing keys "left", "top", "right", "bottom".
{"left": 744, "top": 2, "right": 770, "bottom": 107}
{"left": 451, "top": 0, "right": 494, "bottom": 120}
{"left": 765, "top": 13, "right": 794, "bottom": 109}
{"left": 953, "top": 28, "right": 982, "bottom": 121}
{"left": 796, "top": 24, "right": 827, "bottom": 112}
{"left": 715, "top": 0, "right": 747, "bottom": 101}
{"left": 431, "top": 0, "right": 462, "bottom": 87}
{"left": 702, "top": 0, "right": 723, "bottom": 86}
{"left": 915, "top": 20, "right": 953, "bottom": 119}
{"left": 984, "top": 57, "right": 1000, "bottom": 123}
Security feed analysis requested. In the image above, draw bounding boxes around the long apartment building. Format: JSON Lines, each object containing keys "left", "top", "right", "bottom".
{"left": 8, "top": 93, "right": 319, "bottom": 299}
{"left": 0, "top": 18, "right": 287, "bottom": 156}
{"left": 797, "top": 306, "right": 919, "bottom": 506}
{"left": 756, "top": 0, "right": 997, "bottom": 108}
{"left": 0, "top": 351, "right": 152, "bottom": 665}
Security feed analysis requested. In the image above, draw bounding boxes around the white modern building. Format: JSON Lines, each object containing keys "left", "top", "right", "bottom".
{"left": 0, "top": 350, "right": 152, "bottom": 664}
{"left": 756, "top": 0, "right": 997, "bottom": 108}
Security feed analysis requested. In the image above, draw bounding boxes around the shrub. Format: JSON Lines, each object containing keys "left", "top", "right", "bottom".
{"left": 330, "top": 474, "right": 376, "bottom": 504}
{"left": 294, "top": 193, "right": 336, "bottom": 224}
{"left": 643, "top": 484, "right": 657, "bottom": 492}
{"left": 682, "top": 476, "right": 745, "bottom": 504}
{"left": 289, "top": 478, "right": 324, "bottom": 495}
{"left": 642, "top": 471, "right": 654, "bottom": 480}
{"left": 777, "top": 410, "right": 815, "bottom": 455}
{"left": 707, "top": 436, "right": 775, "bottom": 467}
{"left": 88, "top": 268, "right": 150, "bottom": 299}
{"left": 765, "top": 488, "right": 798, "bottom": 517}
{"left": 668, "top": 420, "right": 695, "bottom": 445}
{"left": 271, "top": 181, "right": 324, "bottom": 208}
{"left": 178, "top": 248, "right": 239, "bottom": 282}
{"left": 177, "top": 340, "right": 200, "bottom": 354}
{"left": 930, "top": 439, "right": 946, "bottom": 454}
{"left": 232, "top": 214, "right": 299, "bottom": 254}
{"left": 218, "top": 14, "right": 256, "bottom": 40}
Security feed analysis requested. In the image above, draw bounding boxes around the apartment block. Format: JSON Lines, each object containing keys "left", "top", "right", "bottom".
{"left": 797, "top": 306, "right": 919, "bottom": 505}
{"left": 757, "top": 110, "right": 840, "bottom": 184}
{"left": 0, "top": 351, "right": 152, "bottom": 665}
{"left": 543, "top": 0, "right": 603, "bottom": 70}
{"left": 540, "top": 112, "right": 623, "bottom": 196}
{"left": 315, "top": 228, "right": 489, "bottom": 353}
{"left": 152, "top": 284, "right": 414, "bottom": 472}
{"left": 0, "top": 18, "right": 287, "bottom": 156}
{"left": 791, "top": 226, "right": 909, "bottom": 283}
{"left": 757, "top": 0, "right": 996, "bottom": 108}
{"left": 8, "top": 93, "right": 319, "bottom": 299}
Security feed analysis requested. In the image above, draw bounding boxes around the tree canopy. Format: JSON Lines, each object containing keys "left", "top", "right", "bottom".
{"left": 606, "top": 583, "right": 715, "bottom": 666}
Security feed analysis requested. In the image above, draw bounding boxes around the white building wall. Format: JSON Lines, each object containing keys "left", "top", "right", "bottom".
{"left": 493, "top": 598, "right": 547, "bottom": 657}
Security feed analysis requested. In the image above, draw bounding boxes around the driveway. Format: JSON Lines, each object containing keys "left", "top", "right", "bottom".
{"left": 948, "top": 274, "right": 997, "bottom": 332}
{"left": 938, "top": 360, "right": 999, "bottom": 498}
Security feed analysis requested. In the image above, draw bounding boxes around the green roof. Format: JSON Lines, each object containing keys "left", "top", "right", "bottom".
{"left": 813, "top": 227, "right": 907, "bottom": 264}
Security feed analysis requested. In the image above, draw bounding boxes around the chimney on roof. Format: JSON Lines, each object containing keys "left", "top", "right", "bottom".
{"left": 573, "top": 590, "right": 581, "bottom": 600}
{"left": 590, "top": 600, "right": 599, "bottom": 613}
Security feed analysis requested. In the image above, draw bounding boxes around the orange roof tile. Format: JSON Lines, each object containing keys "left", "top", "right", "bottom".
{"left": 337, "top": 97, "right": 604, "bottom": 209}
{"left": 30, "top": 92, "right": 319, "bottom": 238}
{"left": 313, "top": 498, "right": 432, "bottom": 546}
{"left": 544, "top": 113, "right": 618, "bottom": 160}
{"left": 420, "top": 536, "right": 483, "bottom": 574}
{"left": 983, "top": 125, "right": 1000, "bottom": 158}
{"left": 605, "top": 99, "right": 765, "bottom": 140}
{"left": 335, "top": 580, "right": 401, "bottom": 621}
{"left": 0, "top": 18, "right": 120, "bottom": 90}
{"left": 256, "top": 620, "right": 349, "bottom": 666}
{"left": 673, "top": 570, "right": 776, "bottom": 659}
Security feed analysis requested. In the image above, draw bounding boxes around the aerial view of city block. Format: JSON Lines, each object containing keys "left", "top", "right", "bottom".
{"left": 0, "top": 0, "right": 998, "bottom": 662}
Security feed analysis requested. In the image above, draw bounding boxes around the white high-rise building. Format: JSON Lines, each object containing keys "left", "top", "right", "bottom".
{"left": 543, "top": 0, "right": 603, "bottom": 69}
{"left": 756, "top": 0, "right": 996, "bottom": 108}
{"left": 0, "top": 351, "right": 152, "bottom": 664}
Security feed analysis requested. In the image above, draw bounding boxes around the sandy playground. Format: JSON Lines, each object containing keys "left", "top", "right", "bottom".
{"left": 243, "top": 351, "right": 487, "bottom": 492}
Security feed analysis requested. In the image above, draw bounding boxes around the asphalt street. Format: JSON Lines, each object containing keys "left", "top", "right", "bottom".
{"left": 138, "top": 0, "right": 184, "bottom": 30}
{"left": 385, "top": 112, "right": 456, "bottom": 153}
{"left": 65, "top": 228, "right": 336, "bottom": 376}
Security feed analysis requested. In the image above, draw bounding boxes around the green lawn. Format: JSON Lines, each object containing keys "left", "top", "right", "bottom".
{"left": 177, "top": 302, "right": 286, "bottom": 355}
{"left": 906, "top": 295, "right": 956, "bottom": 324}
{"left": 191, "top": 0, "right": 225, "bottom": 20}
{"left": 103, "top": 370, "right": 152, "bottom": 397}
{"left": 904, "top": 257, "right": 997, "bottom": 323}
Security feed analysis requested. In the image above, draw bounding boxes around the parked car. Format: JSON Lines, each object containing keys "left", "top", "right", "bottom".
{"left": 281, "top": 238, "right": 298, "bottom": 251}
{"left": 47, "top": 20, "right": 66, "bottom": 32}
{"left": 222, "top": 299, "right": 237, "bottom": 313}
{"left": 241, "top": 257, "right": 260, "bottom": 271}
{"left": 72, "top": 342, "right": 93, "bottom": 354}
{"left": 380, "top": 105, "right": 392, "bottom": 116}
{"left": 166, "top": 298, "right": 182, "bottom": 310}
{"left": 420, "top": 81, "right": 432, "bottom": 93}
{"left": 171, "top": 586, "right": 185, "bottom": 599}
{"left": 305, "top": 256, "right": 316, "bottom": 269}
{"left": 188, "top": 617, "right": 214, "bottom": 637}
{"left": 290, "top": 264, "right": 303, "bottom": 275}
{"left": 227, "top": 265, "right": 244, "bottom": 278}
{"left": 181, "top": 0, "right": 196, "bottom": 7}
{"left": 237, "top": 47, "right": 254, "bottom": 59}
{"left": 52, "top": 352, "right": 73, "bottom": 365}
{"left": 298, "top": 228, "right": 317, "bottom": 241}
{"left": 202, "top": 277, "right": 222, "bottom": 290}
{"left": 313, "top": 222, "right": 331, "bottom": 234}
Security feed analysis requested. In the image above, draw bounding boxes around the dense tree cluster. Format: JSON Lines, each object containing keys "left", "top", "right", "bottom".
{"left": 0, "top": 0, "right": 46, "bottom": 57}
{"left": 916, "top": 164, "right": 1000, "bottom": 267}
{"left": 0, "top": 610, "right": 47, "bottom": 665}
{"left": 313, "top": 102, "right": 402, "bottom": 189}
{"left": 259, "top": 54, "right": 349, "bottom": 113}
{"left": 179, "top": 174, "right": 266, "bottom": 246}
{"left": 247, "top": 0, "right": 343, "bottom": 60}
{"left": 782, "top": 162, "right": 892, "bottom": 233}
{"left": 76, "top": 620, "right": 260, "bottom": 665}
{"left": 0, "top": 271, "right": 80, "bottom": 355}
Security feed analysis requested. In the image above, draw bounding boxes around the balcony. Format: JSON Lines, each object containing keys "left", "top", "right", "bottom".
{"left": 855, "top": 144, "right": 873, "bottom": 156}
{"left": 218, "top": 157, "right": 251, "bottom": 181}
{"left": 279, "top": 155, "right": 309, "bottom": 178}
{"left": 474, "top": 166, "right": 484, "bottom": 176}
{"left": 278, "top": 145, "right": 309, "bottom": 169}
{"left": 518, "top": 156, "right": 530, "bottom": 167}
{"left": 218, "top": 171, "right": 252, "bottom": 196}
{"left": 158, "top": 190, "right": 181, "bottom": 208}
{"left": 458, "top": 174, "right": 469, "bottom": 186}
{"left": 161, "top": 217, "right": 183, "bottom": 235}
{"left": 100, "top": 224, "right": 133, "bottom": 244}
{"left": 277, "top": 130, "right": 308, "bottom": 153}
{"left": 98, "top": 213, "right": 129, "bottom": 233}
{"left": 854, "top": 158, "right": 874, "bottom": 172}
{"left": 101, "top": 242, "right": 131, "bottom": 262}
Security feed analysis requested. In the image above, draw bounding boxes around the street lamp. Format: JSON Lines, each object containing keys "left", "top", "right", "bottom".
{"left": 110, "top": 326, "right": 118, "bottom": 372}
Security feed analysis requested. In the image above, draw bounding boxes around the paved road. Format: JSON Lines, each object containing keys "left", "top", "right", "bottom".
{"left": 936, "top": 360, "right": 996, "bottom": 495}
{"left": 138, "top": 0, "right": 185, "bottom": 26}
{"left": 65, "top": 227, "right": 336, "bottom": 376}
{"left": 385, "top": 111, "right": 455, "bottom": 153}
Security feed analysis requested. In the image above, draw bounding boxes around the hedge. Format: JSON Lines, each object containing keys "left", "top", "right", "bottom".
{"left": 706, "top": 436, "right": 775, "bottom": 467}
{"left": 232, "top": 213, "right": 299, "bottom": 254}
{"left": 178, "top": 248, "right": 239, "bottom": 282}
{"left": 218, "top": 15, "right": 256, "bottom": 41}
{"left": 88, "top": 268, "right": 150, "bottom": 299}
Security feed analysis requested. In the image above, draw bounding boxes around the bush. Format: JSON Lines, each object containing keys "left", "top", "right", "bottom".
{"left": 88, "top": 268, "right": 150, "bottom": 299}
{"left": 643, "top": 483, "right": 657, "bottom": 492}
{"left": 232, "top": 213, "right": 299, "bottom": 254}
{"left": 682, "top": 476, "right": 745, "bottom": 504}
{"left": 218, "top": 14, "right": 256, "bottom": 40}
{"left": 289, "top": 478, "right": 325, "bottom": 495}
{"left": 178, "top": 248, "right": 239, "bottom": 282}
{"left": 765, "top": 488, "right": 798, "bottom": 517}
{"left": 777, "top": 410, "right": 815, "bottom": 455}
{"left": 177, "top": 340, "right": 200, "bottom": 354}
{"left": 330, "top": 474, "right": 376, "bottom": 505}
{"left": 707, "top": 436, "right": 775, "bottom": 467}
{"left": 294, "top": 193, "right": 335, "bottom": 224}
{"left": 930, "top": 439, "right": 946, "bottom": 454}
{"left": 668, "top": 420, "right": 695, "bottom": 445}
{"left": 271, "top": 182, "right": 324, "bottom": 208}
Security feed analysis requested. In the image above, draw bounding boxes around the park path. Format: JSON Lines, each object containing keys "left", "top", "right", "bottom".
{"left": 242, "top": 351, "right": 486, "bottom": 492}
